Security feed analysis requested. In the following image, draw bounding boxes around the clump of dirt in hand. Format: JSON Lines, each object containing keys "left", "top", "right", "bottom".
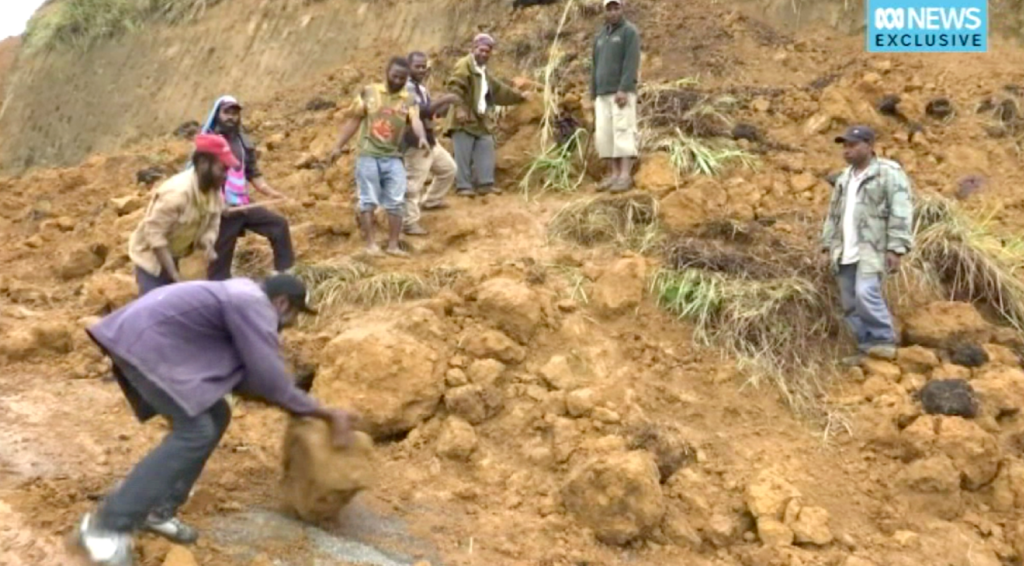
{"left": 918, "top": 379, "right": 978, "bottom": 418}
{"left": 280, "top": 418, "right": 377, "bottom": 523}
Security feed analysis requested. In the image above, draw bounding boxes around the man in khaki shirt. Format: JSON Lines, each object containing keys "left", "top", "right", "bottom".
{"left": 129, "top": 134, "right": 238, "bottom": 295}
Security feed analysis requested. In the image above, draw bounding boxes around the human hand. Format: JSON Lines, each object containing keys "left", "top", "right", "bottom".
{"left": 205, "top": 248, "right": 218, "bottom": 263}
{"left": 614, "top": 91, "right": 628, "bottom": 108}
{"left": 326, "top": 409, "right": 356, "bottom": 448}
{"left": 417, "top": 137, "right": 430, "bottom": 150}
{"left": 886, "top": 252, "right": 902, "bottom": 274}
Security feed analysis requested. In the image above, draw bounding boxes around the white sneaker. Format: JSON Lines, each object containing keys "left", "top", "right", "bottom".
{"left": 143, "top": 514, "right": 199, "bottom": 544}
{"left": 76, "top": 513, "right": 134, "bottom": 566}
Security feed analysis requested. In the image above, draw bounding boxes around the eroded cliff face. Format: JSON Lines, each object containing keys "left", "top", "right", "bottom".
{"left": 0, "top": 0, "right": 505, "bottom": 172}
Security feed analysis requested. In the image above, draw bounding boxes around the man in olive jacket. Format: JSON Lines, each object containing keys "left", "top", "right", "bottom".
{"left": 591, "top": 0, "right": 641, "bottom": 193}
{"left": 822, "top": 126, "right": 914, "bottom": 366}
{"left": 444, "top": 33, "right": 528, "bottom": 197}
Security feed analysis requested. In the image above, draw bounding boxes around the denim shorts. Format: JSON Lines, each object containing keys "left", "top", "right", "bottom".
{"left": 356, "top": 156, "right": 406, "bottom": 214}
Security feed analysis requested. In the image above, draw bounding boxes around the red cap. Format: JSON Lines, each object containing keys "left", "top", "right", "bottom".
{"left": 194, "top": 133, "right": 241, "bottom": 169}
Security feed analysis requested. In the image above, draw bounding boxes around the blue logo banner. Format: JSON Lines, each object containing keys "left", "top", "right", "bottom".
{"left": 867, "top": 0, "right": 987, "bottom": 53}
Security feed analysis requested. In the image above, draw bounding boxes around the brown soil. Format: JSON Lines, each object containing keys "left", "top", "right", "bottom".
{"left": 5, "top": 1, "right": 1024, "bottom": 566}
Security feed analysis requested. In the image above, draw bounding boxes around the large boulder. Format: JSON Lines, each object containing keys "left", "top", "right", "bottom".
{"left": 474, "top": 278, "right": 544, "bottom": 344}
{"left": 563, "top": 451, "right": 666, "bottom": 545}
{"left": 58, "top": 243, "right": 108, "bottom": 280}
{"left": 280, "top": 418, "right": 376, "bottom": 523}
{"left": 313, "top": 325, "right": 442, "bottom": 439}
{"left": 902, "top": 302, "right": 993, "bottom": 349}
{"left": 590, "top": 257, "right": 646, "bottom": 319}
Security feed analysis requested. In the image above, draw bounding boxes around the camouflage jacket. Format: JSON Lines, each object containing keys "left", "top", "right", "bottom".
{"left": 820, "top": 157, "right": 914, "bottom": 276}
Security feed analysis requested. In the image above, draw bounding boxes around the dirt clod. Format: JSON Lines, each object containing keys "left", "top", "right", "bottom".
{"left": 281, "top": 419, "right": 376, "bottom": 523}
{"left": 949, "top": 343, "right": 989, "bottom": 368}
{"left": 562, "top": 451, "right": 666, "bottom": 545}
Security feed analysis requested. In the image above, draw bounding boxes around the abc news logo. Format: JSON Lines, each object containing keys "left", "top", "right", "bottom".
{"left": 873, "top": 7, "right": 983, "bottom": 30}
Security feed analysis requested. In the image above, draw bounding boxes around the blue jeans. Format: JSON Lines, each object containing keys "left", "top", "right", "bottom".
{"left": 836, "top": 263, "right": 896, "bottom": 351}
{"left": 356, "top": 156, "right": 406, "bottom": 214}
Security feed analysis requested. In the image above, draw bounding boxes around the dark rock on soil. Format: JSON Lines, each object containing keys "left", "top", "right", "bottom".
{"left": 920, "top": 379, "right": 978, "bottom": 418}
{"left": 878, "top": 94, "right": 901, "bottom": 116}
{"left": 136, "top": 166, "right": 166, "bottom": 186}
{"left": 925, "top": 98, "right": 953, "bottom": 119}
{"left": 950, "top": 343, "right": 989, "bottom": 368}
{"left": 305, "top": 97, "right": 337, "bottom": 112}
{"left": 174, "top": 120, "right": 201, "bottom": 139}
{"left": 731, "top": 123, "right": 761, "bottom": 142}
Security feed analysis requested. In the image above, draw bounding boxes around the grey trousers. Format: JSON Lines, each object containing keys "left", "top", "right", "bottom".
{"left": 452, "top": 131, "right": 496, "bottom": 191}
{"left": 135, "top": 265, "right": 176, "bottom": 296}
{"left": 97, "top": 357, "right": 231, "bottom": 532}
{"left": 836, "top": 263, "right": 897, "bottom": 351}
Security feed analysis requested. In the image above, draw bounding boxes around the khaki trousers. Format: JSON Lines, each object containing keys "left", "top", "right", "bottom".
{"left": 594, "top": 93, "right": 639, "bottom": 159}
{"left": 403, "top": 144, "right": 457, "bottom": 226}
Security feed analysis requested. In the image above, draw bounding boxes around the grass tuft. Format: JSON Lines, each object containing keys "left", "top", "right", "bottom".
{"left": 651, "top": 268, "right": 840, "bottom": 416}
{"left": 653, "top": 130, "right": 758, "bottom": 178}
{"left": 548, "top": 193, "right": 662, "bottom": 253}
{"left": 292, "top": 261, "right": 375, "bottom": 312}
{"left": 519, "top": 128, "right": 591, "bottom": 197}
{"left": 350, "top": 273, "right": 434, "bottom": 307}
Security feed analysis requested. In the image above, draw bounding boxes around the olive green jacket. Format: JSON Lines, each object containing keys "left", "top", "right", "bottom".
{"left": 821, "top": 157, "right": 914, "bottom": 276}
{"left": 443, "top": 54, "right": 525, "bottom": 137}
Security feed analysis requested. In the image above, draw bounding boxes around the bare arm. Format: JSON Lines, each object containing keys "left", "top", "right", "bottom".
{"left": 251, "top": 176, "right": 286, "bottom": 199}
{"left": 328, "top": 117, "right": 362, "bottom": 163}
{"left": 153, "top": 247, "right": 182, "bottom": 281}
{"left": 409, "top": 107, "right": 428, "bottom": 149}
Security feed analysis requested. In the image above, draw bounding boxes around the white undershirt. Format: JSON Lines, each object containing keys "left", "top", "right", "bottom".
{"left": 472, "top": 57, "right": 489, "bottom": 115}
{"left": 840, "top": 167, "right": 870, "bottom": 265}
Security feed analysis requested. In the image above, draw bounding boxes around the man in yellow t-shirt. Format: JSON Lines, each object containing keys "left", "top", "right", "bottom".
{"left": 328, "top": 57, "right": 429, "bottom": 257}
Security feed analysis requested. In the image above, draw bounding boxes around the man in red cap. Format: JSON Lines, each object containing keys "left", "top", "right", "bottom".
{"left": 127, "top": 133, "right": 237, "bottom": 295}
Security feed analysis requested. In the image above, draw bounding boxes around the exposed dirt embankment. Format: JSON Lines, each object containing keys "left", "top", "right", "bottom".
{"left": 0, "top": 0, "right": 506, "bottom": 172}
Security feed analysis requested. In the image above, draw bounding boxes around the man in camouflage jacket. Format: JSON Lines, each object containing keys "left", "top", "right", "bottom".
{"left": 821, "top": 125, "right": 914, "bottom": 365}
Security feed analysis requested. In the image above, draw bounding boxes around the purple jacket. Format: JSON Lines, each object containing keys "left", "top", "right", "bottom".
{"left": 87, "top": 279, "right": 320, "bottom": 420}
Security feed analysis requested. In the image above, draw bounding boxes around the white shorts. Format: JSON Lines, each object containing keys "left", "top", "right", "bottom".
{"left": 594, "top": 93, "right": 638, "bottom": 159}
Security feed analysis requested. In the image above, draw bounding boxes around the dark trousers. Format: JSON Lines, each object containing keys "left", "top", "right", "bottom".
{"left": 97, "top": 357, "right": 231, "bottom": 532}
{"left": 135, "top": 264, "right": 176, "bottom": 296}
{"left": 208, "top": 207, "right": 294, "bottom": 280}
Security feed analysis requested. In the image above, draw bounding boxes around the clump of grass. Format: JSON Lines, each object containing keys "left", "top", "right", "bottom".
{"left": 519, "top": 128, "right": 591, "bottom": 197}
{"left": 903, "top": 194, "right": 1024, "bottom": 332}
{"left": 547, "top": 193, "right": 662, "bottom": 253}
{"left": 350, "top": 273, "right": 434, "bottom": 307}
{"left": 25, "top": 0, "right": 220, "bottom": 52}
{"left": 653, "top": 130, "right": 758, "bottom": 178}
{"left": 293, "top": 261, "right": 374, "bottom": 311}
{"left": 651, "top": 268, "right": 840, "bottom": 415}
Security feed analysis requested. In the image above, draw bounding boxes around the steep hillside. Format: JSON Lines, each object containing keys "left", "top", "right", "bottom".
{"left": 6, "top": 1, "right": 1024, "bottom": 566}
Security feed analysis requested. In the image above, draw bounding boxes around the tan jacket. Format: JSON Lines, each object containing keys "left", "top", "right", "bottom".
{"left": 129, "top": 169, "right": 223, "bottom": 276}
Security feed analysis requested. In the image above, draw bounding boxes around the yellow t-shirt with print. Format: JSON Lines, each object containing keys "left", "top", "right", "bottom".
{"left": 344, "top": 84, "right": 419, "bottom": 158}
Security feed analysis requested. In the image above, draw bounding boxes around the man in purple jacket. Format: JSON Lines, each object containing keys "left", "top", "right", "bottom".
{"left": 74, "top": 274, "right": 353, "bottom": 566}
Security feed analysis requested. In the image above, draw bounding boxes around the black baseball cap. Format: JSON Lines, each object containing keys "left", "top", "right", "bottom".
{"left": 264, "top": 274, "right": 317, "bottom": 314}
{"left": 835, "top": 125, "right": 876, "bottom": 144}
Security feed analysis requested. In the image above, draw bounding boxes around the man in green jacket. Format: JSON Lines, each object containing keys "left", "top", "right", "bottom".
{"left": 444, "top": 33, "right": 528, "bottom": 198}
{"left": 821, "top": 126, "right": 914, "bottom": 366}
{"left": 591, "top": 0, "right": 641, "bottom": 193}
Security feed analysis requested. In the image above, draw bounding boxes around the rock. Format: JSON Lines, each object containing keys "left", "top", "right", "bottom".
{"left": 862, "top": 358, "right": 901, "bottom": 382}
{"left": 745, "top": 469, "right": 802, "bottom": 519}
{"left": 896, "top": 346, "right": 940, "bottom": 374}
{"left": 562, "top": 451, "right": 666, "bottom": 545}
{"left": 752, "top": 97, "right": 771, "bottom": 112}
{"left": 58, "top": 243, "right": 109, "bottom": 280}
{"left": 110, "top": 195, "right": 145, "bottom": 216}
{"left": 862, "top": 376, "right": 896, "bottom": 400}
{"left": 705, "top": 513, "right": 741, "bottom": 547}
{"left": 592, "top": 407, "right": 621, "bottom": 423}
{"left": 445, "top": 368, "right": 469, "bottom": 387}
{"left": 566, "top": 388, "right": 597, "bottom": 417}
{"left": 920, "top": 379, "right": 977, "bottom": 418}
{"left": 466, "top": 359, "right": 505, "bottom": 386}
{"left": 436, "top": 417, "right": 478, "bottom": 460}
{"left": 790, "top": 506, "right": 833, "bottom": 545}
{"left": 950, "top": 343, "right": 989, "bottom": 368}
{"left": 313, "top": 325, "right": 442, "bottom": 439}
{"left": 903, "top": 302, "right": 993, "bottom": 349}
{"left": 590, "top": 257, "right": 646, "bottom": 318}
{"left": 463, "top": 329, "right": 526, "bottom": 364}
{"left": 892, "top": 530, "right": 920, "bottom": 548}
{"left": 660, "top": 509, "right": 703, "bottom": 550}
{"left": 898, "top": 454, "right": 962, "bottom": 520}
{"left": 281, "top": 419, "right": 376, "bottom": 523}
{"left": 162, "top": 545, "right": 199, "bottom": 566}
{"left": 475, "top": 278, "right": 543, "bottom": 344}
{"left": 757, "top": 518, "right": 795, "bottom": 547}
{"left": 540, "top": 355, "right": 580, "bottom": 390}
{"left": 789, "top": 172, "right": 817, "bottom": 193}
{"left": 444, "top": 384, "right": 502, "bottom": 425}
{"left": 627, "top": 423, "right": 696, "bottom": 483}
{"left": 971, "top": 366, "right": 1024, "bottom": 420}
{"left": 82, "top": 273, "right": 136, "bottom": 314}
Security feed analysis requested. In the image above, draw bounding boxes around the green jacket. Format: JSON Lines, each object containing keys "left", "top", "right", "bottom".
{"left": 443, "top": 54, "right": 525, "bottom": 137}
{"left": 591, "top": 19, "right": 641, "bottom": 98}
{"left": 821, "top": 157, "right": 914, "bottom": 276}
